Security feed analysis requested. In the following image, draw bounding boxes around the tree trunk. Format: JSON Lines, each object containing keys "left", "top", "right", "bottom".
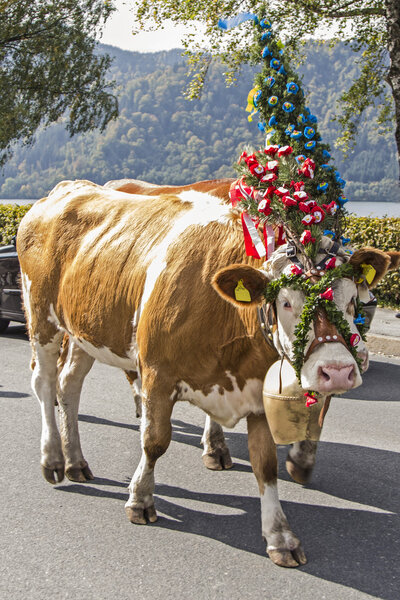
{"left": 386, "top": 0, "right": 400, "bottom": 187}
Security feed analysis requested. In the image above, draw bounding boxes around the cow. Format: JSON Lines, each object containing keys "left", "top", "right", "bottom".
{"left": 17, "top": 179, "right": 398, "bottom": 568}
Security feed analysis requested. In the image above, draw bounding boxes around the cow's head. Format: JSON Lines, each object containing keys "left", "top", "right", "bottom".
{"left": 213, "top": 238, "right": 399, "bottom": 396}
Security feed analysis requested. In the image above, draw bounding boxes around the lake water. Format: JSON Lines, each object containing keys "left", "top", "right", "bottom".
{"left": 1, "top": 199, "right": 400, "bottom": 217}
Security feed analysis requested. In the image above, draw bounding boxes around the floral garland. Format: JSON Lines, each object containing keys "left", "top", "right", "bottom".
{"left": 263, "top": 263, "right": 367, "bottom": 389}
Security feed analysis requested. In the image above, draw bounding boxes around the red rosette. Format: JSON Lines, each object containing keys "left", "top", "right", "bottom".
{"left": 301, "top": 213, "right": 315, "bottom": 225}
{"left": 265, "top": 185, "right": 276, "bottom": 196}
{"left": 300, "top": 230, "right": 316, "bottom": 245}
{"left": 274, "top": 186, "right": 289, "bottom": 197}
{"left": 320, "top": 287, "right": 334, "bottom": 301}
{"left": 258, "top": 198, "right": 272, "bottom": 216}
{"left": 304, "top": 392, "right": 318, "bottom": 407}
{"left": 277, "top": 145, "right": 293, "bottom": 157}
{"left": 244, "top": 153, "right": 258, "bottom": 167}
{"left": 290, "top": 264, "right": 303, "bottom": 276}
{"left": 311, "top": 205, "right": 325, "bottom": 223}
{"left": 237, "top": 151, "right": 248, "bottom": 164}
{"left": 350, "top": 333, "right": 361, "bottom": 347}
{"left": 300, "top": 158, "right": 316, "bottom": 179}
{"left": 266, "top": 160, "right": 279, "bottom": 172}
{"left": 293, "top": 190, "right": 309, "bottom": 202}
{"left": 264, "top": 145, "right": 279, "bottom": 156}
{"left": 229, "top": 177, "right": 256, "bottom": 206}
{"left": 249, "top": 163, "right": 265, "bottom": 178}
{"left": 322, "top": 201, "right": 338, "bottom": 216}
{"left": 261, "top": 172, "right": 278, "bottom": 183}
{"left": 292, "top": 180, "right": 305, "bottom": 192}
{"left": 325, "top": 257, "right": 336, "bottom": 270}
{"left": 281, "top": 195, "right": 297, "bottom": 208}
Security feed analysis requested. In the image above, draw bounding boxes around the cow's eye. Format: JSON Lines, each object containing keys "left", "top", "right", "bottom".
{"left": 283, "top": 300, "right": 292, "bottom": 310}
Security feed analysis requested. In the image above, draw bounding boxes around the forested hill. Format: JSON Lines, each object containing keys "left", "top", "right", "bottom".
{"left": 0, "top": 42, "right": 398, "bottom": 201}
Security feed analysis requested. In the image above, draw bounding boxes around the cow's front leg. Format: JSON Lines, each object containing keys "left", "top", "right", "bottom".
{"left": 125, "top": 379, "right": 174, "bottom": 525}
{"left": 286, "top": 440, "right": 318, "bottom": 485}
{"left": 201, "top": 415, "right": 233, "bottom": 470}
{"left": 247, "top": 413, "right": 307, "bottom": 568}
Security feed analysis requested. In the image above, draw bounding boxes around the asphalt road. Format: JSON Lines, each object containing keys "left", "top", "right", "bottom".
{"left": 1, "top": 324, "right": 399, "bottom": 600}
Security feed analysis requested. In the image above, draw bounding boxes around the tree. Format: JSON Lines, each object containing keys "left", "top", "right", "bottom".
{"left": 133, "top": 1, "right": 400, "bottom": 184}
{"left": 0, "top": 0, "right": 118, "bottom": 167}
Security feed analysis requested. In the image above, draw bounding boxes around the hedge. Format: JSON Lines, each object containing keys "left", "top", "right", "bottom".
{"left": 0, "top": 204, "right": 32, "bottom": 245}
{"left": 0, "top": 204, "right": 399, "bottom": 307}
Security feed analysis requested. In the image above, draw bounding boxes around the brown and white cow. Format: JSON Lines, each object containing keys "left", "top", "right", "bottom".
{"left": 17, "top": 179, "right": 398, "bottom": 568}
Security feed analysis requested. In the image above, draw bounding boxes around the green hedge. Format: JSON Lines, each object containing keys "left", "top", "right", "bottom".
{"left": 0, "top": 204, "right": 32, "bottom": 245}
{"left": 0, "top": 205, "right": 399, "bottom": 307}
{"left": 344, "top": 216, "right": 400, "bottom": 308}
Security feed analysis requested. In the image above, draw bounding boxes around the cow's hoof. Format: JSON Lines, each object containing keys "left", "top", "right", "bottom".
{"left": 285, "top": 455, "right": 313, "bottom": 485}
{"left": 202, "top": 447, "right": 233, "bottom": 471}
{"left": 268, "top": 546, "right": 307, "bottom": 568}
{"left": 42, "top": 463, "right": 65, "bottom": 484}
{"left": 125, "top": 505, "right": 158, "bottom": 524}
{"left": 65, "top": 462, "right": 94, "bottom": 482}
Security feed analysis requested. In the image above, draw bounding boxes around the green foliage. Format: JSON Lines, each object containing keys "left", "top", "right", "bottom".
{"left": 345, "top": 215, "right": 400, "bottom": 307}
{"left": 0, "top": 204, "right": 32, "bottom": 244}
{"left": 0, "top": 0, "right": 118, "bottom": 167}
{"left": 0, "top": 43, "right": 397, "bottom": 200}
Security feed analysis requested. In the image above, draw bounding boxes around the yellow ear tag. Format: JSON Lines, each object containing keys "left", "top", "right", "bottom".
{"left": 361, "top": 263, "right": 376, "bottom": 285}
{"left": 235, "top": 279, "right": 251, "bottom": 302}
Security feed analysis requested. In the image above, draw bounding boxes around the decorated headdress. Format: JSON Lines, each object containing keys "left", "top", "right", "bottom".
{"left": 221, "top": 15, "right": 349, "bottom": 268}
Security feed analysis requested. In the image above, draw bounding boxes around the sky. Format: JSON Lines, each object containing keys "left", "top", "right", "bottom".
{"left": 100, "top": 1, "right": 199, "bottom": 52}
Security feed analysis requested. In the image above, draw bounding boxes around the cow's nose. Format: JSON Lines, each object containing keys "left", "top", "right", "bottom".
{"left": 318, "top": 364, "right": 355, "bottom": 392}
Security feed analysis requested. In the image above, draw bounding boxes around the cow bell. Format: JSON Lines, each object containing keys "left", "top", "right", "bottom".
{"left": 263, "top": 359, "right": 325, "bottom": 445}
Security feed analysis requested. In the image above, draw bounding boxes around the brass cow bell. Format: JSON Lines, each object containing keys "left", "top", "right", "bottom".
{"left": 263, "top": 359, "right": 326, "bottom": 445}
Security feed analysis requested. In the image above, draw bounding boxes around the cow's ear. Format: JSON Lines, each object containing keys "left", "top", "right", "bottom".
{"left": 212, "top": 264, "right": 268, "bottom": 307}
{"left": 386, "top": 251, "right": 400, "bottom": 271}
{"left": 350, "top": 247, "right": 391, "bottom": 288}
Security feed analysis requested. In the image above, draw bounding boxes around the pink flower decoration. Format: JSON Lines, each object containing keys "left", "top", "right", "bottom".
{"left": 304, "top": 392, "right": 318, "bottom": 407}
{"left": 350, "top": 333, "right": 361, "bottom": 347}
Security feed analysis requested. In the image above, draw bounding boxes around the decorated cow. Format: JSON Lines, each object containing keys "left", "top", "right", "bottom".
{"left": 17, "top": 175, "right": 399, "bottom": 568}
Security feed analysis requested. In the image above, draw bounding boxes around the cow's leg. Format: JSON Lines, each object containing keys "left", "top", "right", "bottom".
{"left": 125, "top": 370, "right": 142, "bottom": 418}
{"left": 286, "top": 440, "right": 318, "bottom": 485}
{"left": 125, "top": 382, "right": 174, "bottom": 525}
{"left": 247, "top": 413, "right": 307, "bottom": 568}
{"left": 57, "top": 340, "right": 95, "bottom": 482}
{"left": 31, "top": 333, "right": 65, "bottom": 484}
{"left": 201, "top": 415, "right": 233, "bottom": 470}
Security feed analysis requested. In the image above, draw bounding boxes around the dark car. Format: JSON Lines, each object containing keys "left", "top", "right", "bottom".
{"left": 0, "top": 236, "right": 25, "bottom": 332}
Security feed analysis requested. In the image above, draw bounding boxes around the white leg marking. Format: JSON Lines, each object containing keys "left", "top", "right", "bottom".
{"left": 201, "top": 415, "right": 226, "bottom": 455}
{"left": 126, "top": 405, "right": 154, "bottom": 510}
{"left": 261, "top": 483, "right": 299, "bottom": 552}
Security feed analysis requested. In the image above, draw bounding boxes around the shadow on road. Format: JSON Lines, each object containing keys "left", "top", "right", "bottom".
{"left": 342, "top": 358, "right": 400, "bottom": 402}
{"left": 56, "top": 414, "right": 399, "bottom": 600}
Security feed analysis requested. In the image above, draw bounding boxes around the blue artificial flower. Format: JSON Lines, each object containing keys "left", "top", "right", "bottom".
{"left": 304, "top": 126, "right": 315, "bottom": 139}
{"left": 269, "top": 115, "right": 277, "bottom": 126}
{"left": 286, "top": 82, "right": 299, "bottom": 94}
{"left": 291, "top": 130, "right": 302, "bottom": 139}
{"left": 261, "top": 31, "right": 272, "bottom": 41}
{"left": 335, "top": 171, "right": 346, "bottom": 188}
{"left": 253, "top": 90, "right": 262, "bottom": 106}
{"left": 354, "top": 314, "right": 366, "bottom": 326}
{"left": 265, "top": 76, "right": 275, "bottom": 88}
{"left": 317, "top": 182, "right": 329, "bottom": 192}
{"left": 321, "top": 164, "right": 333, "bottom": 171}
{"left": 268, "top": 96, "right": 279, "bottom": 106}
{"left": 345, "top": 249, "right": 354, "bottom": 255}
{"left": 262, "top": 47, "right": 271, "bottom": 58}
{"left": 322, "top": 149, "right": 331, "bottom": 159}
{"left": 258, "top": 122, "right": 266, "bottom": 132}
{"left": 278, "top": 65, "right": 286, "bottom": 75}
{"left": 295, "top": 154, "right": 306, "bottom": 164}
{"left": 304, "top": 107, "right": 311, "bottom": 116}
{"left": 285, "top": 124, "right": 295, "bottom": 135}
{"left": 305, "top": 140, "right": 316, "bottom": 150}
{"left": 282, "top": 101, "right": 295, "bottom": 113}
{"left": 338, "top": 195, "right": 348, "bottom": 206}
{"left": 323, "top": 229, "right": 335, "bottom": 238}
{"left": 297, "top": 113, "right": 307, "bottom": 124}
{"left": 341, "top": 236, "right": 351, "bottom": 246}
{"left": 270, "top": 59, "right": 280, "bottom": 70}
{"left": 308, "top": 114, "right": 318, "bottom": 123}
{"left": 260, "top": 18, "right": 272, "bottom": 29}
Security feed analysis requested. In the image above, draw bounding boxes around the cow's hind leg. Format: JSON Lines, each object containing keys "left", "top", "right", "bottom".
{"left": 57, "top": 340, "right": 95, "bottom": 481}
{"left": 286, "top": 440, "right": 318, "bottom": 485}
{"left": 201, "top": 415, "right": 233, "bottom": 470}
{"left": 247, "top": 413, "right": 307, "bottom": 568}
{"left": 31, "top": 333, "right": 65, "bottom": 483}
{"left": 125, "top": 379, "right": 174, "bottom": 525}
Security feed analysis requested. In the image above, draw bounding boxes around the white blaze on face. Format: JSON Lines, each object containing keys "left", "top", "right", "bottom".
{"left": 274, "top": 274, "right": 366, "bottom": 395}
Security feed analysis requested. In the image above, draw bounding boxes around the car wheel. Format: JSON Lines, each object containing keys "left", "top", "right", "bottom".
{"left": 0, "top": 318, "right": 10, "bottom": 333}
